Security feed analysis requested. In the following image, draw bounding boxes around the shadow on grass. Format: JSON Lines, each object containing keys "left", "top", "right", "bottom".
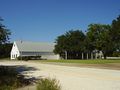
{"left": 16, "top": 65, "right": 37, "bottom": 73}
{"left": 0, "top": 65, "right": 40, "bottom": 89}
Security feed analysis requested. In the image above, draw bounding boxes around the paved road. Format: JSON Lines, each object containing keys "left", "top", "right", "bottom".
{"left": 0, "top": 61, "right": 120, "bottom": 90}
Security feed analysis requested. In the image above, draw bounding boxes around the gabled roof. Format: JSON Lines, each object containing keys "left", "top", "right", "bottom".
{"left": 15, "top": 41, "right": 55, "bottom": 52}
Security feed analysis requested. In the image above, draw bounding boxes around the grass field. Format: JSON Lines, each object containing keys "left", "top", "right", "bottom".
{"left": 33, "top": 59, "right": 120, "bottom": 64}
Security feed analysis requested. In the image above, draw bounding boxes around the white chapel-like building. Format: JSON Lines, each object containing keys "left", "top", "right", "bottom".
{"left": 11, "top": 41, "right": 60, "bottom": 60}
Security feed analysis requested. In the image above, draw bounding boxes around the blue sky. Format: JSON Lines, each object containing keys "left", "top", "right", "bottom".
{"left": 0, "top": 0, "right": 120, "bottom": 42}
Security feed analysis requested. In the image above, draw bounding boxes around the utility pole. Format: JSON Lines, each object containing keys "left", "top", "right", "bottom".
{"left": 21, "top": 40, "right": 22, "bottom": 60}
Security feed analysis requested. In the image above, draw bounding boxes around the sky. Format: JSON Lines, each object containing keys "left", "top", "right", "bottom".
{"left": 0, "top": 0, "right": 120, "bottom": 42}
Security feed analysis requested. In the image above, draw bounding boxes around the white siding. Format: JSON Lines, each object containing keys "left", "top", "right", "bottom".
{"left": 11, "top": 42, "right": 20, "bottom": 59}
{"left": 41, "top": 54, "right": 60, "bottom": 60}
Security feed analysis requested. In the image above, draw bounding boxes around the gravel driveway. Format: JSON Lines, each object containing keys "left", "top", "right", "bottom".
{"left": 0, "top": 60, "right": 120, "bottom": 90}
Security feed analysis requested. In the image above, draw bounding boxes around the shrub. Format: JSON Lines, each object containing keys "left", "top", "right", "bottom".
{"left": 112, "top": 52, "right": 120, "bottom": 57}
{"left": 17, "top": 56, "right": 29, "bottom": 60}
{"left": 0, "top": 85, "right": 13, "bottom": 90}
{"left": 37, "top": 78, "right": 61, "bottom": 90}
{"left": 17, "top": 56, "right": 42, "bottom": 60}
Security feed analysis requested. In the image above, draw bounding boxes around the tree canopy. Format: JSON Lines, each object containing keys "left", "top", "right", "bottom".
{"left": 54, "top": 30, "right": 86, "bottom": 59}
{"left": 110, "top": 15, "right": 120, "bottom": 51}
{"left": 0, "top": 17, "right": 11, "bottom": 59}
{"left": 54, "top": 15, "right": 120, "bottom": 59}
{"left": 0, "top": 17, "right": 11, "bottom": 44}
{"left": 86, "top": 24, "right": 114, "bottom": 59}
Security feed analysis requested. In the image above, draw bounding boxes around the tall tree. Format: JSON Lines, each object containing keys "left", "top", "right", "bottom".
{"left": 54, "top": 30, "right": 85, "bottom": 59}
{"left": 110, "top": 15, "right": 120, "bottom": 51}
{"left": 0, "top": 17, "right": 11, "bottom": 44}
{"left": 86, "top": 24, "right": 113, "bottom": 59}
{"left": 0, "top": 17, "right": 11, "bottom": 59}
{"left": 0, "top": 43, "right": 13, "bottom": 58}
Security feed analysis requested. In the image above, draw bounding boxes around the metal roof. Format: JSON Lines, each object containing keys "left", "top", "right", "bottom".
{"left": 15, "top": 41, "right": 55, "bottom": 52}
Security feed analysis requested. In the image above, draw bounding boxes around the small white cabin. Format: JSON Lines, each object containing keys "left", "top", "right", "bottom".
{"left": 10, "top": 41, "right": 60, "bottom": 60}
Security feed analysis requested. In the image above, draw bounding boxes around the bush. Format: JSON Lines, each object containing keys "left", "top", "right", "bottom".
{"left": 17, "top": 56, "right": 29, "bottom": 60}
{"left": 17, "top": 56, "right": 42, "bottom": 60}
{"left": 0, "top": 43, "right": 13, "bottom": 59}
{"left": 112, "top": 52, "right": 120, "bottom": 57}
{"left": 37, "top": 78, "right": 61, "bottom": 90}
{"left": 0, "top": 85, "right": 13, "bottom": 90}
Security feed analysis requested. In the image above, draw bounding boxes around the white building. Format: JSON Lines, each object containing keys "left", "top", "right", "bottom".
{"left": 10, "top": 41, "right": 60, "bottom": 60}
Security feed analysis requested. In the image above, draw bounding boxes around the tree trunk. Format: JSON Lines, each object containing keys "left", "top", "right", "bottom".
{"left": 103, "top": 54, "right": 107, "bottom": 59}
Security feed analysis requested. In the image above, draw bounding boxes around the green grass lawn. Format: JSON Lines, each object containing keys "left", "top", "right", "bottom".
{"left": 33, "top": 59, "right": 120, "bottom": 64}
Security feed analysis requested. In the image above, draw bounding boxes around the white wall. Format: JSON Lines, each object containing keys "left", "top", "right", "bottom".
{"left": 10, "top": 42, "right": 20, "bottom": 59}
{"left": 19, "top": 52, "right": 60, "bottom": 60}
{"left": 106, "top": 57, "right": 120, "bottom": 59}
{"left": 41, "top": 54, "right": 60, "bottom": 60}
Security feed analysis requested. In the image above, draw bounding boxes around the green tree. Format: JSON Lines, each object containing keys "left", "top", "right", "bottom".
{"left": 54, "top": 30, "right": 86, "bottom": 59}
{"left": 0, "top": 43, "right": 13, "bottom": 58}
{"left": 0, "top": 17, "right": 11, "bottom": 44}
{"left": 86, "top": 24, "right": 113, "bottom": 59}
{"left": 0, "top": 17, "right": 11, "bottom": 59}
{"left": 110, "top": 15, "right": 120, "bottom": 52}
